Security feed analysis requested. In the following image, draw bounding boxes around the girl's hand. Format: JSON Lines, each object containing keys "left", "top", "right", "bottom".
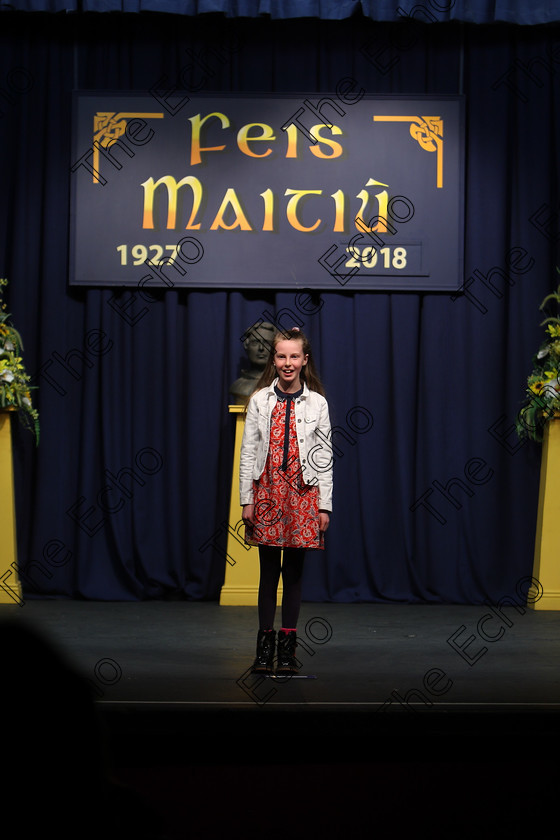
{"left": 242, "top": 504, "right": 255, "bottom": 526}
{"left": 319, "top": 511, "right": 330, "bottom": 533}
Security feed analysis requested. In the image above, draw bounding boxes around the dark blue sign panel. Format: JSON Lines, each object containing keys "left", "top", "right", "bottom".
{"left": 70, "top": 92, "right": 464, "bottom": 291}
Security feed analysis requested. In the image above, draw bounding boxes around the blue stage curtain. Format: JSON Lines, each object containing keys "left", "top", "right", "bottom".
{"left": 1, "top": 12, "right": 558, "bottom": 602}
{"left": 4, "top": 1, "right": 560, "bottom": 24}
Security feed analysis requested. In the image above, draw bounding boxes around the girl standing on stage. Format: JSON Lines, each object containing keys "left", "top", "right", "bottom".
{"left": 239, "top": 327, "right": 333, "bottom": 675}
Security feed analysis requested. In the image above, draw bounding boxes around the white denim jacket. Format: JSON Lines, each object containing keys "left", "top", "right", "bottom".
{"left": 239, "top": 378, "right": 333, "bottom": 512}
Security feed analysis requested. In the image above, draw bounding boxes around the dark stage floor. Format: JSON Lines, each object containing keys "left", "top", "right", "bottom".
{"left": 4, "top": 599, "right": 560, "bottom": 737}
{"left": 3, "top": 599, "right": 560, "bottom": 838}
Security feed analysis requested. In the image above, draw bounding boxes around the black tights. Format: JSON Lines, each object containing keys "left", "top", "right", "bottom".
{"left": 258, "top": 545, "right": 305, "bottom": 631}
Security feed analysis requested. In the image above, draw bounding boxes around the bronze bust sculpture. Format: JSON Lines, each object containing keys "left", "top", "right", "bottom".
{"left": 229, "top": 321, "right": 275, "bottom": 404}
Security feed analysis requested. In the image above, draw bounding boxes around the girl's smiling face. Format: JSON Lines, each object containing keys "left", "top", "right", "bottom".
{"left": 274, "top": 338, "right": 308, "bottom": 392}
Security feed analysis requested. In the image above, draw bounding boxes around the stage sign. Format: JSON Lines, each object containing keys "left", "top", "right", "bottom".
{"left": 69, "top": 91, "right": 464, "bottom": 291}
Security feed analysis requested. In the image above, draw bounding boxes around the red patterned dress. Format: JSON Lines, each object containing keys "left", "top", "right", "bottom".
{"left": 244, "top": 394, "right": 323, "bottom": 549}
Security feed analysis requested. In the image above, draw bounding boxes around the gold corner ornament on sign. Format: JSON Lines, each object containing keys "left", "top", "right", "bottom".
{"left": 373, "top": 115, "right": 444, "bottom": 188}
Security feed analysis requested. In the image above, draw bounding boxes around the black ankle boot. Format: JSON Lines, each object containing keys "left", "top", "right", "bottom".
{"left": 276, "top": 630, "right": 299, "bottom": 674}
{"left": 252, "top": 629, "right": 276, "bottom": 674}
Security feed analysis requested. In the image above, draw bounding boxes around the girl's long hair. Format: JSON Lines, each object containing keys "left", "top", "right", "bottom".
{"left": 251, "top": 328, "right": 325, "bottom": 397}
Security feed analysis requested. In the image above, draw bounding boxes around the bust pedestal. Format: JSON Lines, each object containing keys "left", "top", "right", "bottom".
{"left": 219, "top": 405, "right": 282, "bottom": 606}
{"left": 0, "top": 410, "right": 23, "bottom": 605}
